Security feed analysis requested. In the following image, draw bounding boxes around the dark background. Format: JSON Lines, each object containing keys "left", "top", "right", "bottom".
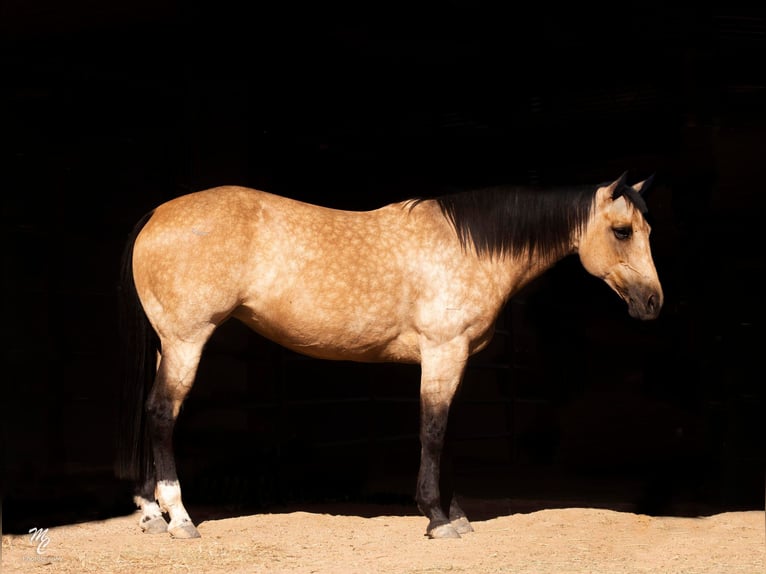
{"left": 2, "top": 3, "right": 764, "bottom": 533}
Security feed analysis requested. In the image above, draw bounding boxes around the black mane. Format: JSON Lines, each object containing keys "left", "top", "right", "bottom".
{"left": 416, "top": 184, "right": 599, "bottom": 261}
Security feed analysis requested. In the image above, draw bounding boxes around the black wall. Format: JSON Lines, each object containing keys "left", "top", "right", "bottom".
{"left": 2, "top": 4, "right": 764, "bottom": 531}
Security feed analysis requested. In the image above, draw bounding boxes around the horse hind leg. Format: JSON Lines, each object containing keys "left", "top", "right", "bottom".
{"left": 144, "top": 337, "right": 209, "bottom": 539}
{"left": 131, "top": 348, "right": 169, "bottom": 534}
{"left": 134, "top": 474, "right": 169, "bottom": 534}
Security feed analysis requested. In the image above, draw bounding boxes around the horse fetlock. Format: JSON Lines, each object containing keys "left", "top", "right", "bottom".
{"left": 155, "top": 480, "right": 183, "bottom": 511}
{"left": 135, "top": 497, "right": 168, "bottom": 534}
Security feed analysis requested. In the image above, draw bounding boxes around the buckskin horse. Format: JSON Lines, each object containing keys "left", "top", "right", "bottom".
{"left": 118, "top": 172, "right": 662, "bottom": 539}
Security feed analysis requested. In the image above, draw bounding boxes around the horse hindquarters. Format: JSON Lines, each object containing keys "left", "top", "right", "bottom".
{"left": 120, "top": 209, "right": 216, "bottom": 538}
{"left": 118, "top": 211, "right": 171, "bottom": 534}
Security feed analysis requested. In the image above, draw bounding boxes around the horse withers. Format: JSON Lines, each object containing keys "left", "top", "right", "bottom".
{"left": 117, "top": 172, "right": 662, "bottom": 539}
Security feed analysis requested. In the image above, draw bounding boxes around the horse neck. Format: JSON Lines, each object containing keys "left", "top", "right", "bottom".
{"left": 488, "top": 245, "right": 577, "bottom": 301}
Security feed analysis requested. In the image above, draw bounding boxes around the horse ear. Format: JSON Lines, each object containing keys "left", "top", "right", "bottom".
{"left": 635, "top": 173, "right": 655, "bottom": 197}
{"left": 609, "top": 171, "right": 629, "bottom": 200}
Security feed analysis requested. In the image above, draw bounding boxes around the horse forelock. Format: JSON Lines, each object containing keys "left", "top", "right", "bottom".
{"left": 422, "top": 185, "right": 597, "bottom": 261}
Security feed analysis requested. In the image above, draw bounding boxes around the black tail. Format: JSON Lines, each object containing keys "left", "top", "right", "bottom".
{"left": 115, "top": 210, "right": 158, "bottom": 486}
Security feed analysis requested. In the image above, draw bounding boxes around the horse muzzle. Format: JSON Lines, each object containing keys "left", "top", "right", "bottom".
{"left": 626, "top": 286, "right": 663, "bottom": 321}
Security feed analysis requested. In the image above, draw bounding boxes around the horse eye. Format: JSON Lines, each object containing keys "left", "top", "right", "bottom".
{"left": 613, "top": 226, "right": 632, "bottom": 240}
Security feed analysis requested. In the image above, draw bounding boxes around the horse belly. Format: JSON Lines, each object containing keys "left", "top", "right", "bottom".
{"left": 232, "top": 298, "right": 421, "bottom": 363}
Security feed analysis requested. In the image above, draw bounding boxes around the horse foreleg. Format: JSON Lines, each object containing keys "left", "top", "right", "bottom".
{"left": 416, "top": 341, "right": 472, "bottom": 539}
{"left": 144, "top": 341, "right": 206, "bottom": 539}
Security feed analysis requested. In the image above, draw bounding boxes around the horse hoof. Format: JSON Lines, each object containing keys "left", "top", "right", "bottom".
{"left": 450, "top": 516, "right": 474, "bottom": 534}
{"left": 140, "top": 516, "right": 169, "bottom": 534}
{"left": 169, "top": 521, "right": 201, "bottom": 539}
{"left": 428, "top": 523, "right": 461, "bottom": 539}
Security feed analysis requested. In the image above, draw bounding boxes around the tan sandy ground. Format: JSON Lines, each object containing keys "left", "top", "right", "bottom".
{"left": 3, "top": 500, "right": 764, "bottom": 574}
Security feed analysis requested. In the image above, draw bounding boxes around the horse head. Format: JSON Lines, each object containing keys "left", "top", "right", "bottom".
{"left": 578, "top": 173, "right": 663, "bottom": 320}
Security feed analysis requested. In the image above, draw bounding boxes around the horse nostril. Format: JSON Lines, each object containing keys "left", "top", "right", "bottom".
{"left": 647, "top": 294, "right": 656, "bottom": 313}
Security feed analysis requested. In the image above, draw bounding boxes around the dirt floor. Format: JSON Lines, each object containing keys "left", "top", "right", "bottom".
{"left": 2, "top": 498, "right": 764, "bottom": 574}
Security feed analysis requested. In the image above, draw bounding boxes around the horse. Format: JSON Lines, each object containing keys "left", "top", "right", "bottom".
{"left": 117, "top": 172, "right": 663, "bottom": 540}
